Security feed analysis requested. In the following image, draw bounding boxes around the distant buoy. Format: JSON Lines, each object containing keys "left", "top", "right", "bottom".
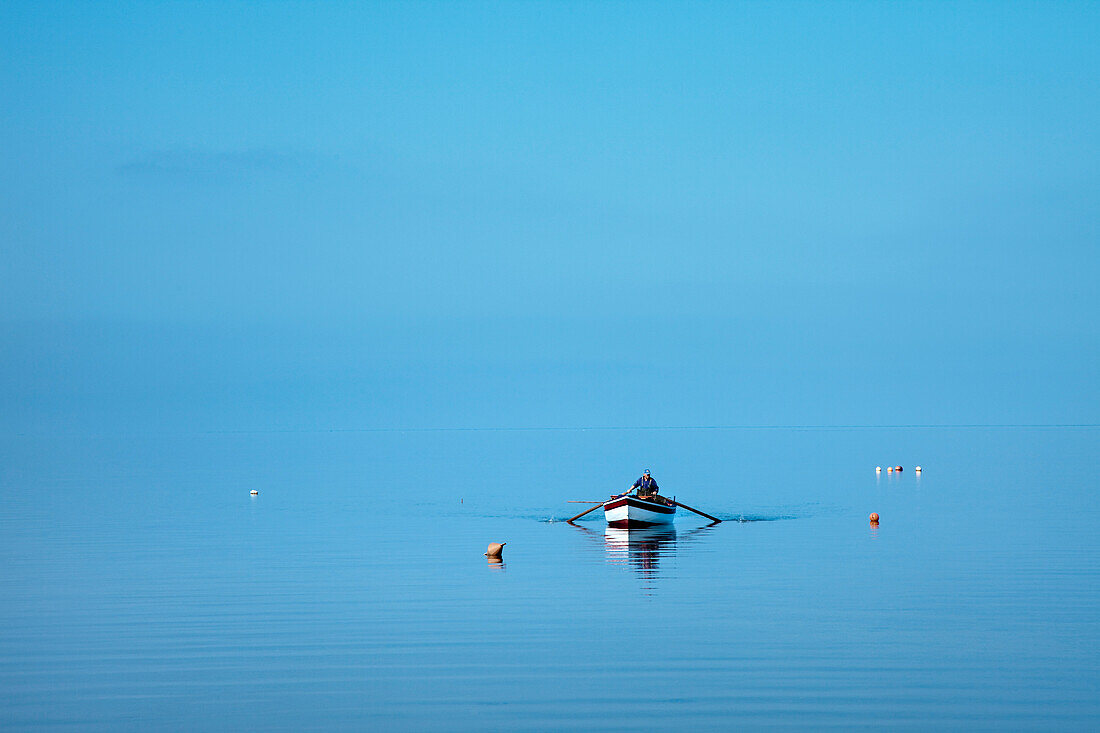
{"left": 895, "top": 466, "right": 903, "bottom": 472}
{"left": 485, "top": 542, "right": 506, "bottom": 557}
{"left": 869, "top": 512, "right": 879, "bottom": 523}
{"left": 250, "top": 490, "right": 258, "bottom": 495}
{"left": 915, "top": 466, "right": 922, "bottom": 472}
{"left": 887, "top": 467, "right": 894, "bottom": 473}
{"left": 876, "top": 466, "right": 882, "bottom": 472}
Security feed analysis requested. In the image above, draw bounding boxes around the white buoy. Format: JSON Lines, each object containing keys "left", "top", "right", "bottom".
{"left": 250, "top": 490, "right": 258, "bottom": 495}
{"left": 876, "top": 466, "right": 882, "bottom": 472}
{"left": 915, "top": 466, "right": 922, "bottom": 472}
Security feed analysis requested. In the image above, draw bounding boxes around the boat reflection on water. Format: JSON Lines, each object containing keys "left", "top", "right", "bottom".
{"left": 604, "top": 526, "right": 677, "bottom": 588}
{"left": 571, "top": 521, "right": 720, "bottom": 591}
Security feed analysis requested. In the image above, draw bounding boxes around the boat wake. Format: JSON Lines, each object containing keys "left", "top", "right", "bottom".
{"left": 718, "top": 513, "right": 798, "bottom": 523}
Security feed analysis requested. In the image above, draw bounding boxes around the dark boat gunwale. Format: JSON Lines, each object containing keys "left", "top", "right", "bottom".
{"left": 603, "top": 495, "right": 676, "bottom": 514}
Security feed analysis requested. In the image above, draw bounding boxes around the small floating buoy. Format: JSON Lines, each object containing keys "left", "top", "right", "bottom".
{"left": 887, "top": 467, "right": 894, "bottom": 473}
{"left": 915, "top": 466, "right": 922, "bottom": 472}
{"left": 876, "top": 466, "right": 882, "bottom": 472}
{"left": 869, "top": 512, "right": 879, "bottom": 523}
{"left": 250, "top": 490, "right": 258, "bottom": 495}
{"left": 895, "top": 466, "right": 903, "bottom": 472}
{"left": 485, "top": 542, "right": 506, "bottom": 558}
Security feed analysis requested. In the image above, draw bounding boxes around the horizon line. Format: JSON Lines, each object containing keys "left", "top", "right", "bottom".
{"left": 4, "top": 423, "right": 1098, "bottom": 438}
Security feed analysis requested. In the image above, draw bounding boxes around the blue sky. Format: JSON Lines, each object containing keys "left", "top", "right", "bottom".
{"left": 1, "top": 1, "right": 1097, "bottom": 430}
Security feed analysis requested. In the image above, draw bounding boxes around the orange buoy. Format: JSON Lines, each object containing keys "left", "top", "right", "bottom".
{"left": 869, "top": 512, "right": 879, "bottom": 523}
{"left": 887, "top": 467, "right": 894, "bottom": 473}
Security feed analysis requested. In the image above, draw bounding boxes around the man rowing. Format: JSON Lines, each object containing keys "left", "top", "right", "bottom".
{"left": 630, "top": 469, "right": 659, "bottom": 498}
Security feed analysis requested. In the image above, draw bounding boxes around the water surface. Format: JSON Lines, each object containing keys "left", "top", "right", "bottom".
{"left": 1, "top": 427, "right": 1097, "bottom": 730}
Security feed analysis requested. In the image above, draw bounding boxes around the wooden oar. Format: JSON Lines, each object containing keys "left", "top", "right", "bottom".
{"left": 672, "top": 500, "right": 722, "bottom": 523}
{"left": 566, "top": 502, "right": 605, "bottom": 523}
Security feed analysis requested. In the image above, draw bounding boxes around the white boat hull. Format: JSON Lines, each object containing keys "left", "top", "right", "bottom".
{"left": 603, "top": 495, "right": 676, "bottom": 528}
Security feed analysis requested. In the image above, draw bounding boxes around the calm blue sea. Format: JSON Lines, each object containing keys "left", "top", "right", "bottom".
{"left": 1, "top": 426, "right": 1098, "bottom": 730}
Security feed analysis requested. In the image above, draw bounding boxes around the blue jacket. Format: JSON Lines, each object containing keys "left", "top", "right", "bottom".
{"left": 631, "top": 475, "right": 659, "bottom": 493}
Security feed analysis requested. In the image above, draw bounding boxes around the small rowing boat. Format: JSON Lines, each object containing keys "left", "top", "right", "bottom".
{"left": 602, "top": 493, "right": 676, "bottom": 528}
{"left": 566, "top": 491, "right": 720, "bottom": 526}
